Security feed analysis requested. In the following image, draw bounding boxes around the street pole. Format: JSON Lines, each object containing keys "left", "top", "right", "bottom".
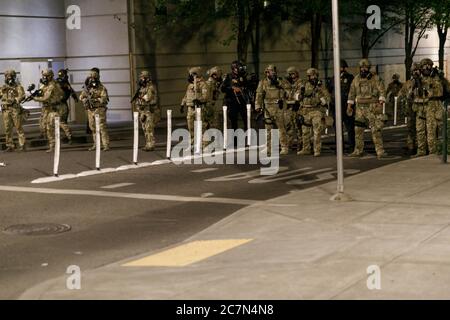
{"left": 330, "top": 0, "right": 351, "bottom": 201}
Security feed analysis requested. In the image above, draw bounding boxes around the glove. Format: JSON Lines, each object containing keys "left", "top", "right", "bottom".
{"left": 278, "top": 100, "right": 284, "bottom": 110}
{"left": 347, "top": 106, "right": 353, "bottom": 117}
{"left": 193, "top": 99, "right": 201, "bottom": 106}
{"left": 180, "top": 105, "right": 185, "bottom": 114}
{"left": 293, "top": 102, "right": 300, "bottom": 112}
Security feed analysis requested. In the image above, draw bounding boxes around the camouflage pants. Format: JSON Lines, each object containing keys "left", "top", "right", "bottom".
{"left": 139, "top": 109, "right": 156, "bottom": 148}
{"left": 301, "top": 107, "right": 324, "bottom": 154}
{"left": 284, "top": 106, "right": 302, "bottom": 150}
{"left": 88, "top": 107, "right": 110, "bottom": 148}
{"left": 187, "top": 106, "right": 215, "bottom": 146}
{"left": 2, "top": 107, "right": 26, "bottom": 148}
{"left": 354, "top": 104, "right": 385, "bottom": 156}
{"left": 39, "top": 112, "right": 46, "bottom": 138}
{"left": 265, "top": 104, "right": 288, "bottom": 150}
{"left": 41, "top": 107, "right": 57, "bottom": 148}
{"left": 416, "top": 102, "right": 444, "bottom": 154}
{"left": 57, "top": 103, "right": 72, "bottom": 139}
{"left": 406, "top": 108, "right": 417, "bottom": 151}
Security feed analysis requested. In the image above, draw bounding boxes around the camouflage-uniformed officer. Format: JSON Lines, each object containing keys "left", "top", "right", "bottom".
{"left": 206, "top": 66, "right": 224, "bottom": 130}
{"left": 56, "top": 69, "right": 78, "bottom": 144}
{"left": 33, "top": 69, "right": 64, "bottom": 152}
{"left": 134, "top": 70, "right": 158, "bottom": 152}
{"left": 297, "top": 68, "right": 331, "bottom": 157}
{"left": 413, "top": 58, "right": 445, "bottom": 156}
{"left": 80, "top": 70, "right": 110, "bottom": 151}
{"left": 0, "top": 70, "right": 26, "bottom": 151}
{"left": 347, "top": 59, "right": 387, "bottom": 159}
{"left": 180, "top": 67, "right": 208, "bottom": 146}
{"left": 255, "top": 65, "right": 289, "bottom": 155}
{"left": 281, "top": 66, "right": 303, "bottom": 151}
{"left": 398, "top": 62, "right": 421, "bottom": 152}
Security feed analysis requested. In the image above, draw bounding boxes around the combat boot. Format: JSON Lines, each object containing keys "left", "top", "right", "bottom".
{"left": 88, "top": 145, "right": 96, "bottom": 151}
{"left": 297, "top": 149, "right": 312, "bottom": 156}
{"left": 349, "top": 151, "right": 363, "bottom": 158}
{"left": 17, "top": 145, "right": 26, "bottom": 152}
{"left": 46, "top": 147, "right": 54, "bottom": 153}
{"left": 314, "top": 152, "right": 321, "bottom": 157}
{"left": 411, "top": 152, "right": 426, "bottom": 158}
{"left": 377, "top": 151, "right": 389, "bottom": 160}
{"left": 5, "top": 146, "right": 14, "bottom": 152}
{"left": 280, "top": 147, "right": 289, "bottom": 155}
{"left": 103, "top": 145, "right": 110, "bottom": 152}
{"left": 142, "top": 145, "right": 155, "bottom": 152}
{"left": 67, "top": 137, "right": 73, "bottom": 145}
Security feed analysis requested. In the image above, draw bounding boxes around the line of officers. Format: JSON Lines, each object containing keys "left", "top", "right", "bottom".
{"left": 0, "top": 68, "right": 111, "bottom": 152}
{"left": 179, "top": 58, "right": 449, "bottom": 159}
{"left": 1, "top": 58, "right": 448, "bottom": 158}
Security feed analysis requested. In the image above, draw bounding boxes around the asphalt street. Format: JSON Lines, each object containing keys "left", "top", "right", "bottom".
{"left": 0, "top": 124, "right": 412, "bottom": 299}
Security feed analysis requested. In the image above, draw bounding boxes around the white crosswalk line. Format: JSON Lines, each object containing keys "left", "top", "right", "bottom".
{"left": 101, "top": 183, "right": 135, "bottom": 189}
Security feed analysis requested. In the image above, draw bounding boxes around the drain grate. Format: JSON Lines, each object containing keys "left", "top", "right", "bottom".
{"left": 3, "top": 223, "right": 71, "bottom": 236}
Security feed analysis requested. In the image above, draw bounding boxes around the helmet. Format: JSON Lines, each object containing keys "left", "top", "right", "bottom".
{"left": 189, "top": 67, "right": 202, "bottom": 76}
{"left": 286, "top": 66, "right": 299, "bottom": 75}
{"left": 139, "top": 70, "right": 151, "bottom": 79}
{"left": 411, "top": 62, "right": 421, "bottom": 72}
{"left": 340, "top": 59, "right": 349, "bottom": 68}
{"left": 420, "top": 58, "right": 434, "bottom": 68}
{"left": 392, "top": 73, "right": 400, "bottom": 81}
{"left": 231, "top": 60, "right": 246, "bottom": 73}
{"left": 359, "top": 59, "right": 371, "bottom": 68}
{"left": 265, "top": 65, "right": 277, "bottom": 73}
{"left": 5, "top": 69, "right": 16, "bottom": 78}
{"left": 207, "top": 66, "right": 223, "bottom": 78}
{"left": 42, "top": 69, "right": 54, "bottom": 78}
{"left": 306, "top": 68, "right": 319, "bottom": 77}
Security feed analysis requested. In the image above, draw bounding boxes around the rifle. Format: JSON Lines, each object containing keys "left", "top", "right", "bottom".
{"left": 22, "top": 84, "right": 43, "bottom": 103}
{"left": 82, "top": 85, "right": 95, "bottom": 110}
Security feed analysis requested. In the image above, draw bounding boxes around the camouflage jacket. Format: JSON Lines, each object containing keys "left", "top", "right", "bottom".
{"left": 281, "top": 78, "right": 303, "bottom": 105}
{"left": 411, "top": 75, "right": 444, "bottom": 103}
{"left": 80, "top": 83, "right": 109, "bottom": 109}
{"left": 0, "top": 83, "right": 25, "bottom": 108}
{"left": 181, "top": 77, "right": 208, "bottom": 107}
{"left": 34, "top": 80, "right": 64, "bottom": 108}
{"left": 206, "top": 77, "right": 222, "bottom": 106}
{"left": 298, "top": 80, "right": 331, "bottom": 108}
{"left": 255, "top": 78, "right": 285, "bottom": 109}
{"left": 135, "top": 82, "right": 158, "bottom": 111}
{"left": 348, "top": 74, "right": 385, "bottom": 106}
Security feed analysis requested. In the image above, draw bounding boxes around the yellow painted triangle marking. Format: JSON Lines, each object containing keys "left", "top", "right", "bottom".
{"left": 122, "top": 239, "right": 253, "bottom": 267}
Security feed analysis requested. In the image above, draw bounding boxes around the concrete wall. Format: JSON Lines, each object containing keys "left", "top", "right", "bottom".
{"left": 65, "top": 0, "right": 132, "bottom": 122}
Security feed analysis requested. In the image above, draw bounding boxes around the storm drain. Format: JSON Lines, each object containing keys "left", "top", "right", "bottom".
{"left": 3, "top": 223, "right": 71, "bottom": 236}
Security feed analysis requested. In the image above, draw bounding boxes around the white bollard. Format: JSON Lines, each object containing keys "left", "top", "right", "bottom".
{"left": 394, "top": 96, "right": 398, "bottom": 126}
{"left": 247, "top": 104, "right": 252, "bottom": 146}
{"left": 54, "top": 116, "right": 60, "bottom": 177}
{"left": 325, "top": 109, "right": 329, "bottom": 135}
{"left": 195, "top": 107, "right": 202, "bottom": 154}
{"left": 383, "top": 103, "right": 386, "bottom": 115}
{"left": 95, "top": 114, "right": 101, "bottom": 171}
{"left": 223, "top": 106, "right": 228, "bottom": 150}
{"left": 166, "top": 109, "right": 172, "bottom": 159}
{"left": 133, "top": 111, "right": 139, "bottom": 165}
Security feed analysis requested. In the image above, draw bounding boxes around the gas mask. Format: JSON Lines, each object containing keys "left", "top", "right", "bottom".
{"left": 87, "top": 78, "right": 99, "bottom": 88}
{"left": 421, "top": 66, "right": 432, "bottom": 77}
{"left": 360, "top": 67, "right": 370, "bottom": 78}
{"left": 139, "top": 78, "right": 149, "bottom": 87}
{"left": 308, "top": 76, "right": 318, "bottom": 86}
{"left": 40, "top": 77, "right": 50, "bottom": 85}
{"left": 5, "top": 77, "right": 15, "bottom": 86}
{"left": 188, "top": 73, "right": 197, "bottom": 83}
{"left": 268, "top": 72, "right": 278, "bottom": 86}
{"left": 288, "top": 73, "right": 297, "bottom": 84}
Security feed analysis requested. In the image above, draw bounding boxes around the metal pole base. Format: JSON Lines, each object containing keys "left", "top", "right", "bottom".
{"left": 330, "top": 192, "right": 353, "bottom": 202}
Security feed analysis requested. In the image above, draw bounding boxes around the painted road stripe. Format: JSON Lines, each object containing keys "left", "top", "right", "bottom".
{"left": 101, "top": 183, "right": 135, "bottom": 189}
{"left": 0, "top": 185, "right": 295, "bottom": 206}
{"left": 122, "top": 239, "right": 253, "bottom": 267}
{"left": 191, "top": 168, "right": 219, "bottom": 173}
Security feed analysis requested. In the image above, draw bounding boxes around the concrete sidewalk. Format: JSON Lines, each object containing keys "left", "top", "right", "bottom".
{"left": 21, "top": 156, "right": 450, "bottom": 300}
